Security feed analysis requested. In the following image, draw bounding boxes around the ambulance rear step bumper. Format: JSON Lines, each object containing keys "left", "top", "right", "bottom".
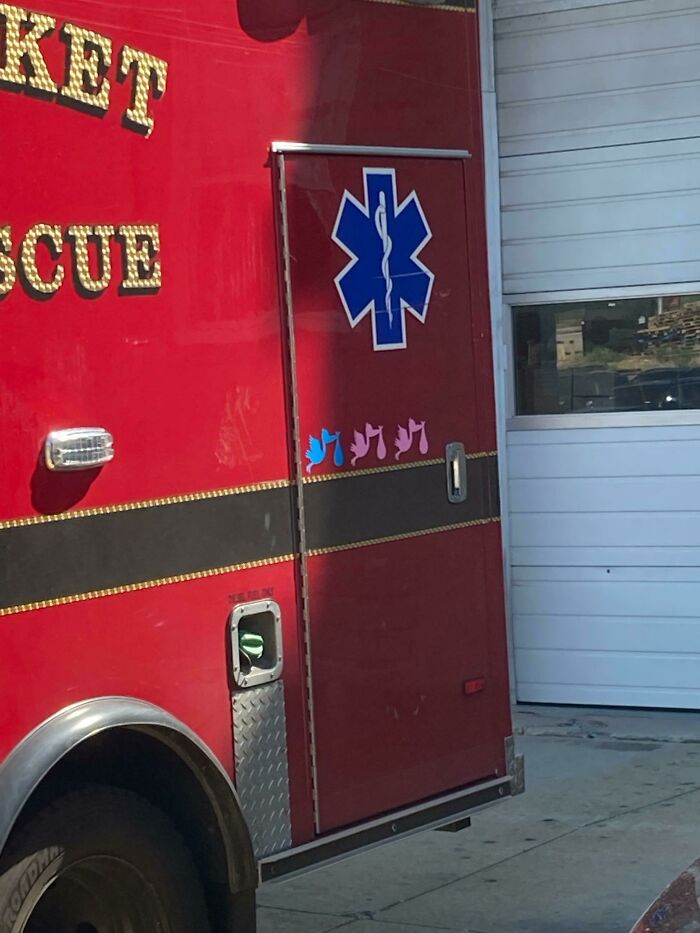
{"left": 259, "top": 772, "right": 516, "bottom": 884}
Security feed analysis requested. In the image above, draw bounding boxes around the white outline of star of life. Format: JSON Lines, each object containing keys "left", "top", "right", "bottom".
{"left": 331, "top": 167, "right": 435, "bottom": 351}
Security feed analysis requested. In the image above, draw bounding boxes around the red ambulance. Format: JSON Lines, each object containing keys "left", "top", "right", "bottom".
{"left": 0, "top": 0, "right": 521, "bottom": 929}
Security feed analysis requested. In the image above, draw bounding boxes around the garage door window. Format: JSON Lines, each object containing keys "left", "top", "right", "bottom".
{"left": 514, "top": 294, "right": 700, "bottom": 415}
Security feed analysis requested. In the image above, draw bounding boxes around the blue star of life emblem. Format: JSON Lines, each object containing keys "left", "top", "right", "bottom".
{"left": 332, "top": 168, "right": 434, "bottom": 351}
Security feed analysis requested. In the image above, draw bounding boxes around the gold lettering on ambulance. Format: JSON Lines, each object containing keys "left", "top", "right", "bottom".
{"left": 0, "top": 4, "right": 57, "bottom": 94}
{"left": 20, "top": 224, "right": 64, "bottom": 295}
{"left": 60, "top": 23, "right": 112, "bottom": 113}
{"left": 67, "top": 224, "right": 115, "bottom": 293}
{"left": 0, "top": 226, "right": 16, "bottom": 297}
{"left": 118, "top": 224, "right": 161, "bottom": 291}
{"left": 118, "top": 46, "right": 167, "bottom": 137}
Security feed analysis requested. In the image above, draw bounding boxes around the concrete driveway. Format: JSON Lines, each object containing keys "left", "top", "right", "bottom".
{"left": 257, "top": 708, "right": 700, "bottom": 933}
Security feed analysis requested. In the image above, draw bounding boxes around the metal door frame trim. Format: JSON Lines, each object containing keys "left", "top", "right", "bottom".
{"left": 274, "top": 150, "right": 322, "bottom": 830}
{"left": 271, "top": 142, "right": 471, "bottom": 159}
{"left": 259, "top": 775, "right": 512, "bottom": 883}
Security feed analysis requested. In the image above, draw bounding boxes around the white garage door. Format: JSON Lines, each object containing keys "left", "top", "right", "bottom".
{"left": 493, "top": 0, "right": 700, "bottom": 707}
{"left": 495, "top": 0, "right": 700, "bottom": 296}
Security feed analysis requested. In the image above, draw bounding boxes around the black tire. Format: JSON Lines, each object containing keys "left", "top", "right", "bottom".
{"left": 0, "top": 785, "right": 212, "bottom": 933}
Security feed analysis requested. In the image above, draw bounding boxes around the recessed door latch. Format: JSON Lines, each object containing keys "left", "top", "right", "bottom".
{"left": 45, "top": 428, "right": 114, "bottom": 471}
{"left": 445, "top": 442, "right": 467, "bottom": 503}
{"left": 230, "top": 600, "right": 283, "bottom": 689}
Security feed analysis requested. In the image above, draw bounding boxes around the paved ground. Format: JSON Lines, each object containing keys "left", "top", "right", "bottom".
{"left": 257, "top": 708, "right": 700, "bottom": 933}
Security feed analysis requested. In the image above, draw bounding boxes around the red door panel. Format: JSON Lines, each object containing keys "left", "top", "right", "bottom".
{"left": 280, "top": 151, "right": 506, "bottom": 833}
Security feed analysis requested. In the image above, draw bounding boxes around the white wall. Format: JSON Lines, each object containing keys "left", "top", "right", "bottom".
{"left": 494, "top": 0, "right": 700, "bottom": 297}
{"left": 508, "top": 423, "right": 700, "bottom": 707}
{"left": 489, "top": 0, "right": 700, "bottom": 708}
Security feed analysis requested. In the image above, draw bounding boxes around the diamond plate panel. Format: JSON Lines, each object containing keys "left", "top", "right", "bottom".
{"left": 233, "top": 681, "right": 292, "bottom": 857}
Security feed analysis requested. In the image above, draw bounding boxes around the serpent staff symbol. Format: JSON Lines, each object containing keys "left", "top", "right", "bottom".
{"left": 374, "top": 190, "right": 393, "bottom": 327}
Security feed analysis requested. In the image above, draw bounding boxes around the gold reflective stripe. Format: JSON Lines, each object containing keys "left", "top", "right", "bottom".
{"left": 304, "top": 457, "right": 443, "bottom": 484}
{"left": 0, "top": 479, "right": 291, "bottom": 530}
{"left": 307, "top": 515, "right": 500, "bottom": 557}
{"left": 303, "top": 450, "right": 496, "bottom": 485}
{"left": 0, "top": 554, "right": 296, "bottom": 618}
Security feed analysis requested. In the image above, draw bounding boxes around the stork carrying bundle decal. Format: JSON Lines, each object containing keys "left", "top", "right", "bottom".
{"left": 332, "top": 168, "right": 434, "bottom": 350}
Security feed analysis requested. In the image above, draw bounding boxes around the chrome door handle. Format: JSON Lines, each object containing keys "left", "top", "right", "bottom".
{"left": 446, "top": 442, "right": 467, "bottom": 503}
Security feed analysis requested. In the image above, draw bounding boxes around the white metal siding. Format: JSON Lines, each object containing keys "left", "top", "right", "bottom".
{"left": 502, "top": 140, "right": 700, "bottom": 294}
{"left": 488, "top": 0, "right": 700, "bottom": 708}
{"left": 486, "top": 0, "right": 700, "bottom": 709}
{"left": 509, "top": 425, "right": 700, "bottom": 707}
{"left": 494, "top": 0, "right": 700, "bottom": 296}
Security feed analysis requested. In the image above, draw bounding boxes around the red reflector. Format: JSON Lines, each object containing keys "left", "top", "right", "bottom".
{"left": 463, "top": 677, "right": 486, "bottom": 696}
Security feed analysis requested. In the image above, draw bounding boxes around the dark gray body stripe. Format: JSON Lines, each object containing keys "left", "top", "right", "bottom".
{"left": 0, "top": 486, "right": 296, "bottom": 612}
{"left": 303, "top": 456, "right": 499, "bottom": 553}
{"left": 0, "top": 455, "right": 499, "bottom": 612}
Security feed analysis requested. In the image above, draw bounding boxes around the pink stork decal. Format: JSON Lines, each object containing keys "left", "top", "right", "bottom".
{"left": 350, "top": 423, "right": 387, "bottom": 466}
{"left": 394, "top": 418, "right": 429, "bottom": 461}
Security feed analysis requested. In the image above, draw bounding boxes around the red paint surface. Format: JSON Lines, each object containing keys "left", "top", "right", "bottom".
{"left": 307, "top": 531, "right": 509, "bottom": 830}
{"left": 0, "top": 0, "right": 509, "bottom": 849}
{"left": 0, "top": 0, "right": 478, "bottom": 519}
{"left": 284, "top": 153, "right": 510, "bottom": 830}
{"left": 285, "top": 155, "right": 481, "bottom": 468}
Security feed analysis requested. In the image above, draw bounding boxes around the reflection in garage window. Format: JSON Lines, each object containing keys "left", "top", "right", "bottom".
{"left": 513, "top": 295, "right": 700, "bottom": 415}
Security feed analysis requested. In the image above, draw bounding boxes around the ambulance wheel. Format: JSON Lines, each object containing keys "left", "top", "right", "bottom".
{"left": 0, "top": 785, "right": 212, "bottom": 933}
